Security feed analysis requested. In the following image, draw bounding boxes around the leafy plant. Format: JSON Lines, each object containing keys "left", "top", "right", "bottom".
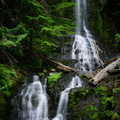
{"left": 112, "top": 112, "right": 120, "bottom": 120}
{"left": 94, "top": 86, "right": 115, "bottom": 119}
{"left": 118, "top": 63, "right": 120, "bottom": 69}
{"left": 80, "top": 89, "right": 89, "bottom": 96}
{"left": 84, "top": 105, "right": 99, "bottom": 120}
{"left": 0, "top": 23, "right": 28, "bottom": 56}
{"left": 113, "top": 87, "right": 120, "bottom": 94}
{"left": 94, "top": 86, "right": 108, "bottom": 96}
{"left": 113, "top": 33, "right": 120, "bottom": 49}
{"left": 48, "top": 72, "right": 62, "bottom": 87}
{"left": 0, "top": 64, "right": 16, "bottom": 96}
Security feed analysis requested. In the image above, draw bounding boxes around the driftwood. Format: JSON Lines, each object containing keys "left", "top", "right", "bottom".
{"left": 89, "top": 58, "right": 120, "bottom": 85}
{"left": 42, "top": 56, "right": 77, "bottom": 72}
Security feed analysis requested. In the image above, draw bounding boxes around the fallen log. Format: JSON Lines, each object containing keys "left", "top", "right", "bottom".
{"left": 107, "top": 69, "right": 120, "bottom": 74}
{"left": 42, "top": 56, "right": 77, "bottom": 72}
{"left": 89, "top": 58, "right": 120, "bottom": 85}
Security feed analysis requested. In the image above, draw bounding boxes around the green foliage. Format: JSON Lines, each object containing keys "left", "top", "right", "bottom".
{"left": 0, "top": 24, "right": 28, "bottom": 46}
{"left": 38, "top": 73, "right": 45, "bottom": 76}
{"left": 53, "top": 2, "right": 76, "bottom": 11}
{"left": 51, "top": 1, "right": 75, "bottom": 17}
{"left": 0, "top": 0, "right": 76, "bottom": 61}
{"left": 94, "top": 86, "right": 114, "bottom": 119}
{"left": 113, "top": 87, "right": 120, "bottom": 94}
{"left": 48, "top": 72, "right": 62, "bottom": 87}
{"left": 69, "top": 92, "right": 76, "bottom": 107}
{"left": 80, "top": 89, "right": 89, "bottom": 96}
{"left": 101, "top": 96, "right": 114, "bottom": 109}
{"left": 112, "top": 112, "right": 120, "bottom": 120}
{"left": 0, "top": 96, "right": 7, "bottom": 120}
{"left": 113, "top": 33, "right": 120, "bottom": 49}
{"left": 97, "top": 13, "right": 103, "bottom": 36}
{"left": 0, "top": 64, "right": 16, "bottom": 96}
{"left": 27, "top": 0, "right": 44, "bottom": 9}
{"left": 21, "top": 0, "right": 75, "bottom": 55}
{"left": 117, "top": 63, "right": 120, "bottom": 69}
{"left": 99, "top": 0, "right": 107, "bottom": 5}
{"left": 0, "top": 23, "right": 28, "bottom": 56}
{"left": 101, "top": 110, "right": 114, "bottom": 118}
{"left": 84, "top": 105, "right": 99, "bottom": 120}
{"left": 94, "top": 86, "right": 108, "bottom": 96}
{"left": 41, "top": 25, "right": 74, "bottom": 37}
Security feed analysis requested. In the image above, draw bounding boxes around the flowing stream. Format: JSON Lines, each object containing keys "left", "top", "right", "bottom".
{"left": 71, "top": 0, "right": 101, "bottom": 71}
{"left": 53, "top": 75, "right": 83, "bottom": 120}
{"left": 11, "top": 75, "right": 82, "bottom": 120}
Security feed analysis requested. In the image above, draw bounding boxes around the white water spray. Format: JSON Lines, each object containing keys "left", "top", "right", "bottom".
{"left": 53, "top": 75, "right": 83, "bottom": 120}
{"left": 72, "top": 0, "right": 100, "bottom": 71}
{"left": 12, "top": 75, "right": 49, "bottom": 120}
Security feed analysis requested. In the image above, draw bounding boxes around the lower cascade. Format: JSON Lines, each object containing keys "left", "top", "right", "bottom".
{"left": 11, "top": 75, "right": 49, "bottom": 120}
{"left": 11, "top": 75, "right": 83, "bottom": 120}
{"left": 53, "top": 75, "right": 83, "bottom": 120}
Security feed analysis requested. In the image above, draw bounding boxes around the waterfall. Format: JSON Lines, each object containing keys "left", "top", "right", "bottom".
{"left": 11, "top": 75, "right": 82, "bottom": 120}
{"left": 71, "top": 0, "right": 101, "bottom": 71}
{"left": 11, "top": 1, "right": 100, "bottom": 120}
{"left": 11, "top": 75, "right": 49, "bottom": 120}
{"left": 53, "top": 75, "right": 83, "bottom": 120}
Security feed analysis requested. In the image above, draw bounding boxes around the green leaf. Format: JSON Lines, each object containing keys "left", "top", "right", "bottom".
{"left": 28, "top": 0, "right": 44, "bottom": 9}
{"left": 41, "top": 41, "right": 57, "bottom": 47}
{"left": 53, "top": 2, "right": 76, "bottom": 11}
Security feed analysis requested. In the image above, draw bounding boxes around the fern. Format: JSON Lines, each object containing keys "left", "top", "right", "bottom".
{"left": 41, "top": 25, "right": 75, "bottom": 36}
{"left": 1, "top": 23, "right": 28, "bottom": 48}
{"left": 16, "top": 33, "right": 28, "bottom": 44}
{"left": 3, "top": 40, "right": 16, "bottom": 47}
{"left": 28, "top": 0, "right": 44, "bottom": 9}
{"left": 41, "top": 41, "right": 57, "bottom": 47}
{"left": 0, "top": 64, "right": 16, "bottom": 94}
{"left": 53, "top": 2, "right": 76, "bottom": 11}
{"left": 26, "top": 15, "right": 54, "bottom": 24}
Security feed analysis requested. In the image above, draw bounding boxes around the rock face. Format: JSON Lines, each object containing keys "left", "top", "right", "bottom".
{"left": 47, "top": 73, "right": 77, "bottom": 119}
{"left": 67, "top": 72, "right": 120, "bottom": 120}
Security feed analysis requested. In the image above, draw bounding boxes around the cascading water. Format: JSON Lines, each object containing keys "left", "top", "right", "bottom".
{"left": 11, "top": 75, "right": 82, "bottom": 120}
{"left": 53, "top": 75, "right": 83, "bottom": 120}
{"left": 71, "top": 0, "right": 101, "bottom": 71}
{"left": 11, "top": 75, "right": 49, "bottom": 120}
{"left": 11, "top": 1, "right": 100, "bottom": 120}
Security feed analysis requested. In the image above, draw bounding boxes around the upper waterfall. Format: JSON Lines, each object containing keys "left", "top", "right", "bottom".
{"left": 72, "top": 0, "right": 101, "bottom": 71}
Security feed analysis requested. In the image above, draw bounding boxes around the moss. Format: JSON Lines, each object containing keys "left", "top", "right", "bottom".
{"left": 48, "top": 72, "right": 62, "bottom": 87}
{"left": 0, "top": 96, "right": 8, "bottom": 120}
{"left": 68, "top": 78, "right": 120, "bottom": 120}
{"left": 89, "top": 0, "right": 113, "bottom": 41}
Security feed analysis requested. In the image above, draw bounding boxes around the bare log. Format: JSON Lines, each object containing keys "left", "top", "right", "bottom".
{"left": 42, "top": 56, "right": 77, "bottom": 72}
{"left": 107, "top": 69, "right": 120, "bottom": 74}
{"left": 89, "top": 58, "right": 120, "bottom": 85}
